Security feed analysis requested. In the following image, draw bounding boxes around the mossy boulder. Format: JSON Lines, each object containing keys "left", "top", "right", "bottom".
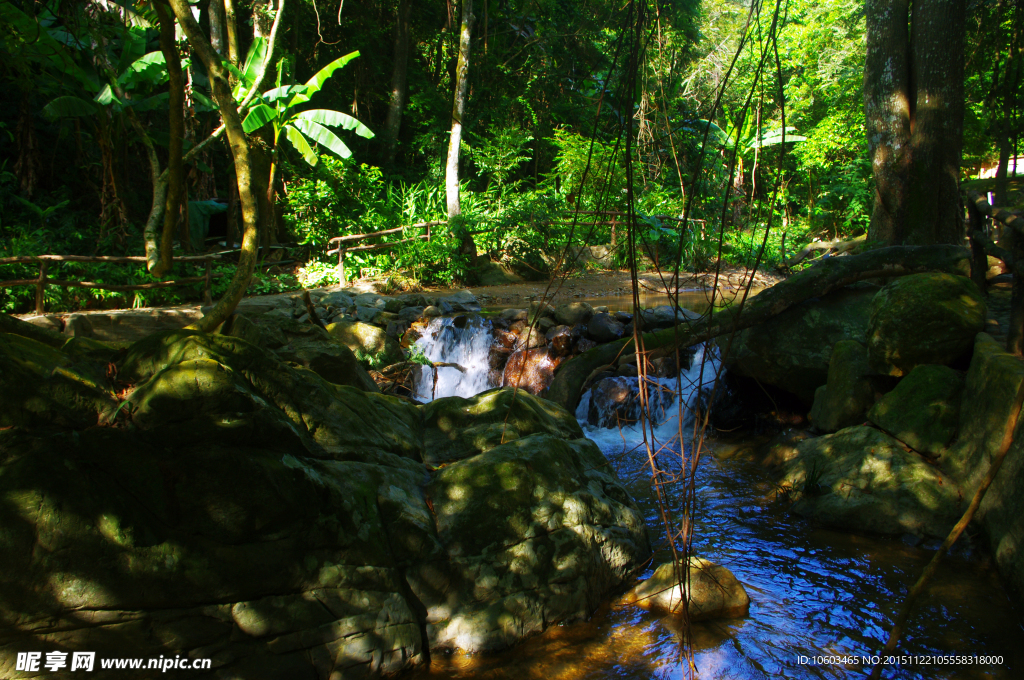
{"left": 866, "top": 273, "right": 986, "bottom": 376}
{"left": 326, "top": 319, "right": 404, "bottom": 367}
{"left": 0, "top": 329, "right": 648, "bottom": 676}
{"left": 725, "top": 285, "right": 877, "bottom": 404}
{"left": 808, "top": 340, "right": 891, "bottom": 433}
{"left": 0, "top": 332, "right": 117, "bottom": 429}
{"left": 778, "top": 425, "right": 962, "bottom": 537}
{"left": 867, "top": 364, "right": 963, "bottom": 456}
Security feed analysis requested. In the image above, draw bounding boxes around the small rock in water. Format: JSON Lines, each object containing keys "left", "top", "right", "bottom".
{"left": 625, "top": 557, "right": 750, "bottom": 621}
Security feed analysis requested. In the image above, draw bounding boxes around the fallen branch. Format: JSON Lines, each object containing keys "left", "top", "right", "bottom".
{"left": 544, "top": 244, "right": 971, "bottom": 413}
{"left": 784, "top": 234, "right": 866, "bottom": 267}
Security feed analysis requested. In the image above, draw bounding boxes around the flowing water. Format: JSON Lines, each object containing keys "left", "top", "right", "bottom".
{"left": 412, "top": 316, "right": 497, "bottom": 400}
{"left": 407, "top": 319, "right": 1024, "bottom": 678}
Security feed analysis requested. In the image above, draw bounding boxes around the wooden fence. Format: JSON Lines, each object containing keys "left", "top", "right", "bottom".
{"left": 0, "top": 248, "right": 290, "bottom": 314}
{"left": 324, "top": 211, "right": 705, "bottom": 281}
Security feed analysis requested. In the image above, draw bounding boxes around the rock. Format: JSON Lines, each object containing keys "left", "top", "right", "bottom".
{"left": 594, "top": 306, "right": 610, "bottom": 313}
{"left": 638, "top": 305, "right": 701, "bottom": 330}
{"left": 575, "top": 337, "right": 598, "bottom": 353}
{"left": 866, "top": 273, "right": 986, "bottom": 376}
{"left": 808, "top": 340, "right": 891, "bottom": 433}
{"left": 64, "top": 313, "right": 93, "bottom": 338}
{"left": 372, "top": 310, "right": 400, "bottom": 327}
{"left": 19, "top": 313, "right": 63, "bottom": 332}
{"left": 587, "top": 313, "right": 626, "bottom": 343}
{"left": 398, "top": 293, "right": 432, "bottom": 308}
{"left": 326, "top": 319, "right": 404, "bottom": 367}
{"left": 613, "top": 311, "right": 633, "bottom": 324}
{"left": 867, "top": 364, "right": 963, "bottom": 456}
{"left": 320, "top": 291, "right": 354, "bottom": 309}
{"left": 554, "top": 302, "right": 594, "bottom": 326}
{"left": 987, "top": 255, "right": 1009, "bottom": 280}
{"left": 624, "top": 557, "right": 750, "bottom": 621}
{"left": 438, "top": 290, "right": 480, "bottom": 313}
{"left": 547, "top": 326, "right": 574, "bottom": 357}
{"left": 537, "top": 317, "right": 555, "bottom": 333}
{"left": 354, "top": 292, "right": 387, "bottom": 309}
{"left": 778, "top": 425, "right": 962, "bottom": 537}
{"left": 584, "top": 377, "right": 666, "bottom": 429}
{"left": 215, "top": 312, "right": 263, "bottom": 346}
{"left": 500, "top": 308, "right": 527, "bottom": 322}
{"left": 398, "top": 306, "right": 425, "bottom": 323}
{"left": 944, "top": 334, "right": 1024, "bottom": 601}
{"left": 355, "top": 305, "right": 381, "bottom": 324}
{"left": 528, "top": 301, "right": 556, "bottom": 323}
{"left": 383, "top": 297, "right": 404, "bottom": 313}
{"left": 725, "top": 285, "right": 877, "bottom": 404}
{"left": 502, "top": 348, "right": 563, "bottom": 395}
{"left": 423, "top": 305, "right": 443, "bottom": 317}
{"left": 474, "top": 258, "right": 525, "bottom": 286}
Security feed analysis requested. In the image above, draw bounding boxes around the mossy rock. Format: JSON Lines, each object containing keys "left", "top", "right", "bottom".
{"left": 326, "top": 319, "right": 404, "bottom": 368}
{"left": 867, "top": 273, "right": 986, "bottom": 376}
{"left": 0, "top": 332, "right": 117, "bottom": 429}
{"left": 725, "top": 285, "right": 877, "bottom": 404}
{"left": 779, "top": 425, "right": 962, "bottom": 537}
{"left": 421, "top": 387, "right": 583, "bottom": 467}
{"left": 867, "top": 364, "right": 963, "bottom": 456}
{"left": 809, "top": 340, "right": 892, "bottom": 433}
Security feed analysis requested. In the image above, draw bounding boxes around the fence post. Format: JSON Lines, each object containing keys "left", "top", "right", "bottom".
{"left": 203, "top": 259, "right": 213, "bottom": 306}
{"left": 338, "top": 245, "right": 346, "bottom": 284}
{"left": 35, "top": 260, "right": 48, "bottom": 314}
{"left": 1010, "top": 228, "right": 1024, "bottom": 357}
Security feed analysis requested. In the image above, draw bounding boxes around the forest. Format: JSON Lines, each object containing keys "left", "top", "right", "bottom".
{"left": 0, "top": 0, "right": 1018, "bottom": 320}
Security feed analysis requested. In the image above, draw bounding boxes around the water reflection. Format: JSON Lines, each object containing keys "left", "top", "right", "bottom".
{"left": 411, "top": 434, "right": 1023, "bottom": 680}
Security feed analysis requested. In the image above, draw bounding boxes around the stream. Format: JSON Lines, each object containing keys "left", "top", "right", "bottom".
{"left": 406, "top": 313, "right": 1024, "bottom": 679}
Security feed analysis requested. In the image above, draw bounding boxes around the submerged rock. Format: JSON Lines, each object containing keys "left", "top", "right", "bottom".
{"left": 0, "top": 329, "right": 650, "bottom": 676}
{"left": 624, "top": 557, "right": 750, "bottom": 621}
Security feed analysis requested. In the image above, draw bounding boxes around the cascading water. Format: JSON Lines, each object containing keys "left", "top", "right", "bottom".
{"left": 575, "top": 343, "right": 721, "bottom": 452}
{"left": 412, "top": 316, "right": 496, "bottom": 401}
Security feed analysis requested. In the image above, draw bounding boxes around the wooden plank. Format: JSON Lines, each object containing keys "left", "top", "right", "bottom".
{"left": 0, "top": 253, "right": 224, "bottom": 265}
{"left": 327, "top": 221, "right": 443, "bottom": 245}
{"left": 327, "top": 235, "right": 429, "bottom": 256}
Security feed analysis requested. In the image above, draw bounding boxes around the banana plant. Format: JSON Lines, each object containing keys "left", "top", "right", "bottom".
{"left": 238, "top": 50, "right": 373, "bottom": 250}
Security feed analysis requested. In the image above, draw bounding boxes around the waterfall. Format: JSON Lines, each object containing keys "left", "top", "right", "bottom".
{"left": 412, "top": 316, "right": 496, "bottom": 401}
{"left": 575, "top": 343, "right": 721, "bottom": 452}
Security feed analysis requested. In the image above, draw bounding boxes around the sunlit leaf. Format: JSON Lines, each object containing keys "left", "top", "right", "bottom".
{"left": 242, "top": 104, "right": 278, "bottom": 133}
{"left": 291, "top": 119, "right": 353, "bottom": 158}
{"left": 285, "top": 126, "right": 319, "bottom": 166}
{"left": 303, "top": 51, "right": 359, "bottom": 96}
{"left": 293, "top": 109, "right": 374, "bottom": 139}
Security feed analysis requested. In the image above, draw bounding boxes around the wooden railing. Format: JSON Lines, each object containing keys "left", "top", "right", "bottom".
{"left": 966, "top": 190, "right": 1023, "bottom": 355}
{"left": 0, "top": 248, "right": 291, "bottom": 314}
{"left": 327, "top": 221, "right": 444, "bottom": 283}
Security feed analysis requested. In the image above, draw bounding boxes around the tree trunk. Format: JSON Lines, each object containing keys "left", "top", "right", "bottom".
{"left": 208, "top": 0, "right": 227, "bottom": 56}
{"left": 446, "top": 0, "right": 476, "bottom": 259}
{"left": 223, "top": 0, "right": 240, "bottom": 66}
{"left": 168, "top": 0, "right": 260, "bottom": 332}
{"left": 383, "top": 0, "right": 411, "bottom": 168}
{"left": 545, "top": 245, "right": 973, "bottom": 413}
{"left": 150, "top": 0, "right": 185, "bottom": 279}
{"left": 864, "top": 0, "right": 911, "bottom": 245}
{"left": 904, "top": 0, "right": 967, "bottom": 245}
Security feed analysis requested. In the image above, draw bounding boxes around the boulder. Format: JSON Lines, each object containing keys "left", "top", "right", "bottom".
{"left": 398, "top": 306, "right": 425, "bottom": 323}
{"left": 587, "top": 313, "right": 626, "bottom": 343}
{"left": 326, "top": 319, "right": 404, "bottom": 367}
{"left": 725, "top": 285, "right": 877, "bottom": 404}
{"left": 778, "top": 425, "right": 962, "bottom": 537}
{"left": 624, "top": 557, "right": 750, "bottom": 621}
{"left": 866, "top": 364, "right": 963, "bottom": 456}
{"left": 554, "top": 301, "right": 594, "bottom": 326}
{"left": 438, "top": 290, "right": 480, "bottom": 313}
{"left": 423, "top": 305, "right": 443, "bottom": 317}
{"left": 808, "top": 340, "right": 890, "bottom": 433}
{"left": 356, "top": 305, "right": 382, "bottom": 324}
{"left": 944, "top": 334, "right": 1024, "bottom": 601}
{"left": 500, "top": 308, "right": 527, "bottom": 322}
{"left": 0, "top": 331, "right": 649, "bottom": 674}
{"left": 64, "top": 313, "right": 94, "bottom": 338}
{"left": 474, "top": 258, "right": 524, "bottom": 286}
{"left": 320, "top": 291, "right": 354, "bottom": 309}
{"left": 354, "top": 292, "right": 387, "bottom": 309}
{"left": 866, "top": 273, "right": 986, "bottom": 376}
{"left": 527, "top": 301, "right": 556, "bottom": 323}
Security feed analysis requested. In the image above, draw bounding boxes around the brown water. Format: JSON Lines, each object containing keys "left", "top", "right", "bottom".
{"left": 409, "top": 435, "right": 1024, "bottom": 679}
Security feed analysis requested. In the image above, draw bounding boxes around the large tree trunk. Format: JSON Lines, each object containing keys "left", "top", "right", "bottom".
{"left": 150, "top": 0, "right": 185, "bottom": 279}
{"left": 168, "top": 0, "right": 260, "bottom": 332}
{"left": 223, "top": 0, "right": 240, "bottom": 66}
{"left": 208, "top": 0, "right": 227, "bottom": 56}
{"left": 383, "top": 0, "right": 411, "bottom": 168}
{"left": 864, "top": 0, "right": 911, "bottom": 245}
{"left": 446, "top": 0, "right": 476, "bottom": 259}
{"left": 904, "top": 0, "right": 967, "bottom": 245}
{"left": 544, "top": 245, "right": 973, "bottom": 413}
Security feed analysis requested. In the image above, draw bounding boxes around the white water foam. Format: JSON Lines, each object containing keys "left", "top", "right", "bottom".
{"left": 412, "top": 316, "right": 496, "bottom": 401}
{"left": 575, "top": 343, "right": 721, "bottom": 455}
